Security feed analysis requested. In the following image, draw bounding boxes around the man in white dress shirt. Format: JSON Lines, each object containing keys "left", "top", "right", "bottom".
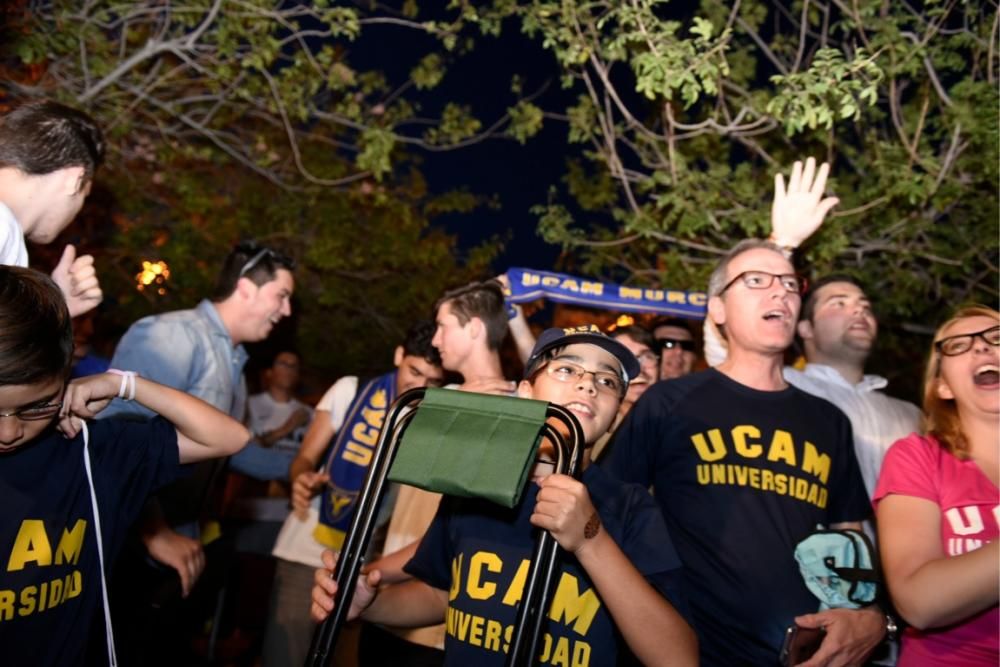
{"left": 786, "top": 274, "right": 921, "bottom": 498}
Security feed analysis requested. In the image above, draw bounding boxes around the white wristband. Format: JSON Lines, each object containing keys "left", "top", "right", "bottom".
{"left": 106, "top": 369, "right": 137, "bottom": 401}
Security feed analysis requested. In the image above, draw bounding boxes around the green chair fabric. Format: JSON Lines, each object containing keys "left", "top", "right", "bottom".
{"left": 388, "top": 387, "right": 549, "bottom": 508}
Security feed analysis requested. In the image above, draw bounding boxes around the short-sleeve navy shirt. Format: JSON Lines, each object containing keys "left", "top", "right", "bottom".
{"left": 0, "top": 418, "right": 179, "bottom": 666}
{"left": 404, "top": 464, "right": 687, "bottom": 666}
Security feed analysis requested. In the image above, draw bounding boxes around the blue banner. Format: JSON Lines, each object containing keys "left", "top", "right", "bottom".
{"left": 506, "top": 267, "right": 706, "bottom": 319}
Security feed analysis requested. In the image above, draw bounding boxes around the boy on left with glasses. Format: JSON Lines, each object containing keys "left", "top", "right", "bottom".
{"left": 0, "top": 266, "right": 250, "bottom": 666}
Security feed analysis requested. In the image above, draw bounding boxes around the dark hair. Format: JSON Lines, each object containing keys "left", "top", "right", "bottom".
{"left": 0, "top": 100, "right": 105, "bottom": 185}
{"left": 268, "top": 349, "right": 300, "bottom": 367}
{"left": 401, "top": 320, "right": 442, "bottom": 366}
{"left": 650, "top": 317, "right": 693, "bottom": 336}
{"left": 0, "top": 266, "right": 73, "bottom": 384}
{"left": 211, "top": 240, "right": 296, "bottom": 301}
{"left": 611, "top": 324, "right": 657, "bottom": 353}
{"left": 434, "top": 279, "right": 507, "bottom": 351}
{"left": 800, "top": 274, "right": 867, "bottom": 323}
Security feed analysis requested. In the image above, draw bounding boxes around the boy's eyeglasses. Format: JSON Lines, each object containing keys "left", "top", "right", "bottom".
{"left": 934, "top": 325, "right": 1000, "bottom": 357}
{"left": 719, "top": 270, "right": 805, "bottom": 296}
{"left": 657, "top": 338, "right": 696, "bottom": 353}
{"left": 635, "top": 351, "right": 660, "bottom": 367}
{"left": 0, "top": 401, "right": 63, "bottom": 421}
{"left": 543, "top": 360, "right": 625, "bottom": 396}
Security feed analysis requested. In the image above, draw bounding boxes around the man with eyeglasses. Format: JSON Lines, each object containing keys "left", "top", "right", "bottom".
{"left": 604, "top": 238, "right": 885, "bottom": 666}
{"left": 99, "top": 240, "right": 295, "bottom": 665}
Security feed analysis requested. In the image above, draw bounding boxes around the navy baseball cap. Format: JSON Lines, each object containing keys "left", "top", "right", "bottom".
{"left": 524, "top": 324, "right": 641, "bottom": 381}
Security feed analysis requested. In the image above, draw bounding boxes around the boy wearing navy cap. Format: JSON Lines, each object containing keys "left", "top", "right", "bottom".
{"left": 312, "top": 325, "right": 697, "bottom": 666}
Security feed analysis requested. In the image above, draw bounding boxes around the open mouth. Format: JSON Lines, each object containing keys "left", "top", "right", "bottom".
{"left": 973, "top": 364, "right": 999, "bottom": 387}
{"left": 763, "top": 309, "right": 789, "bottom": 323}
{"left": 564, "top": 401, "right": 594, "bottom": 418}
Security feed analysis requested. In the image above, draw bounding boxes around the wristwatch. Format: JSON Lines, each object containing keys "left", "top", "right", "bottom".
{"left": 884, "top": 613, "right": 899, "bottom": 642}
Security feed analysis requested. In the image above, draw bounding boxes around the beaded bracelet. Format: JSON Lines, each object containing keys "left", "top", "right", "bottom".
{"left": 106, "top": 369, "right": 137, "bottom": 401}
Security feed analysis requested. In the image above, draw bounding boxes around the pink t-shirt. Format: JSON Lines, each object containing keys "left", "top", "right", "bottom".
{"left": 873, "top": 433, "right": 999, "bottom": 666}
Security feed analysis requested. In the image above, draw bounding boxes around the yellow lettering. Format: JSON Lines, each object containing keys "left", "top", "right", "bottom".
{"left": 502, "top": 559, "right": 530, "bottom": 606}
{"left": 775, "top": 473, "right": 788, "bottom": 494}
{"left": 66, "top": 570, "right": 82, "bottom": 599}
{"left": 522, "top": 273, "right": 540, "bottom": 287}
{"left": 54, "top": 520, "right": 87, "bottom": 566}
{"left": 47, "top": 578, "right": 63, "bottom": 607}
{"left": 18, "top": 585, "right": 36, "bottom": 616}
{"left": 761, "top": 469, "right": 775, "bottom": 491}
{"left": 542, "top": 276, "right": 560, "bottom": 287}
{"left": 666, "top": 290, "right": 687, "bottom": 304}
{"left": 691, "top": 430, "right": 726, "bottom": 462}
{"left": 731, "top": 425, "right": 762, "bottom": 458}
{"left": 711, "top": 463, "right": 726, "bottom": 483}
{"left": 749, "top": 467, "right": 761, "bottom": 488}
{"left": 0, "top": 590, "right": 13, "bottom": 621}
{"left": 342, "top": 441, "right": 371, "bottom": 466}
{"left": 484, "top": 619, "right": 503, "bottom": 651}
{"left": 767, "top": 430, "right": 796, "bottom": 466}
{"left": 328, "top": 494, "right": 352, "bottom": 516}
{"left": 802, "top": 441, "right": 831, "bottom": 484}
{"left": 734, "top": 466, "right": 749, "bottom": 486}
{"left": 573, "top": 641, "right": 591, "bottom": 667}
{"left": 351, "top": 422, "right": 378, "bottom": 447}
{"left": 618, "top": 287, "right": 642, "bottom": 300}
{"left": 370, "top": 389, "right": 387, "bottom": 410}
{"left": 696, "top": 465, "right": 710, "bottom": 485}
{"left": 551, "top": 636, "right": 571, "bottom": 666}
{"left": 559, "top": 278, "right": 579, "bottom": 292}
{"left": 806, "top": 483, "right": 819, "bottom": 505}
{"left": 467, "top": 552, "right": 502, "bottom": 601}
{"left": 643, "top": 289, "right": 664, "bottom": 301}
{"left": 360, "top": 406, "right": 385, "bottom": 431}
{"left": 469, "top": 614, "right": 485, "bottom": 646}
{"left": 7, "top": 520, "right": 52, "bottom": 572}
{"left": 580, "top": 282, "right": 603, "bottom": 296}
{"left": 689, "top": 292, "right": 707, "bottom": 306}
{"left": 539, "top": 633, "right": 553, "bottom": 661}
{"left": 548, "top": 573, "right": 601, "bottom": 635}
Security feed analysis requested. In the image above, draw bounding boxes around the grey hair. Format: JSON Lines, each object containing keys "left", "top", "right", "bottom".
{"left": 707, "top": 239, "right": 788, "bottom": 296}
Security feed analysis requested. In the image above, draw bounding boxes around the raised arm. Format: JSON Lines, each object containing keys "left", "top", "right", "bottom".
{"left": 877, "top": 493, "right": 999, "bottom": 629}
{"left": 769, "top": 157, "right": 840, "bottom": 250}
{"left": 59, "top": 371, "right": 249, "bottom": 463}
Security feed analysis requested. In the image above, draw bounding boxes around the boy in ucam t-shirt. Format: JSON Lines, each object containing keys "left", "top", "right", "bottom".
{"left": 311, "top": 325, "right": 697, "bottom": 666}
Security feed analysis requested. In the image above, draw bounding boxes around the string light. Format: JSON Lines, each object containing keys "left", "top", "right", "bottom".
{"left": 136, "top": 260, "right": 170, "bottom": 293}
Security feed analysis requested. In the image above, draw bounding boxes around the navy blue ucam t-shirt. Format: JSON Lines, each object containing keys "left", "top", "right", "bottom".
{"left": 602, "top": 368, "right": 870, "bottom": 666}
{"left": 404, "top": 464, "right": 688, "bottom": 667}
{"left": 0, "top": 418, "right": 179, "bottom": 667}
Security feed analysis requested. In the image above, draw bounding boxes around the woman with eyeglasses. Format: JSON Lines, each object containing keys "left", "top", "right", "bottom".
{"left": 873, "top": 305, "right": 999, "bottom": 666}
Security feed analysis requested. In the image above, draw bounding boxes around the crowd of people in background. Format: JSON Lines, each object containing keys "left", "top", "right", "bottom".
{"left": 0, "top": 99, "right": 995, "bottom": 667}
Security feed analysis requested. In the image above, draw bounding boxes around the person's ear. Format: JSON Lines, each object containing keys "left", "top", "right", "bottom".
{"left": 468, "top": 317, "right": 484, "bottom": 340}
{"left": 60, "top": 166, "right": 86, "bottom": 195}
{"left": 236, "top": 276, "right": 257, "bottom": 301}
{"left": 516, "top": 380, "right": 534, "bottom": 399}
{"left": 797, "top": 319, "right": 813, "bottom": 341}
{"left": 708, "top": 295, "right": 726, "bottom": 327}
{"left": 935, "top": 377, "right": 955, "bottom": 400}
{"left": 393, "top": 345, "right": 404, "bottom": 368}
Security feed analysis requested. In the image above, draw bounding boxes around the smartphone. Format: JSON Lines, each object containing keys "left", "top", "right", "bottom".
{"left": 779, "top": 624, "right": 825, "bottom": 667}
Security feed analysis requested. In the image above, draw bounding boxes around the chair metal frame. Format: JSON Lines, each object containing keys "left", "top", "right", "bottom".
{"left": 306, "top": 387, "right": 584, "bottom": 667}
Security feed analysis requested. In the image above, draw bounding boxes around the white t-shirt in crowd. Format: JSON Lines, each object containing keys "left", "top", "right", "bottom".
{"left": 0, "top": 202, "right": 29, "bottom": 267}
{"left": 271, "top": 376, "right": 358, "bottom": 568}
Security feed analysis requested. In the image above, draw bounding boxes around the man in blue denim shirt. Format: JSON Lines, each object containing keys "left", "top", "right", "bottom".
{"left": 101, "top": 241, "right": 294, "bottom": 663}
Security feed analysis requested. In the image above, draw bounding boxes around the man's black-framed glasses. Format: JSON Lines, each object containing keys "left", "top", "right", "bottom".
{"left": 934, "top": 325, "right": 1000, "bottom": 357}
{"left": 719, "top": 270, "right": 805, "bottom": 296}
{"left": 0, "top": 401, "right": 63, "bottom": 421}
{"left": 657, "top": 338, "right": 696, "bottom": 353}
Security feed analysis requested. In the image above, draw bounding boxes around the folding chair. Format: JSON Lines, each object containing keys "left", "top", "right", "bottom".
{"left": 306, "top": 386, "right": 585, "bottom": 667}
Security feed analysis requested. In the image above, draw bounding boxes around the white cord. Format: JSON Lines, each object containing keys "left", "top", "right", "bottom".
{"left": 81, "top": 422, "right": 118, "bottom": 667}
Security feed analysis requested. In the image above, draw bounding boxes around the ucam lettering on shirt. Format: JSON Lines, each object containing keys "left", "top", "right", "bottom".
{"left": 691, "top": 424, "right": 832, "bottom": 509}
{"left": 944, "top": 504, "right": 1000, "bottom": 556}
{"left": 446, "top": 549, "right": 601, "bottom": 666}
{"left": 1, "top": 518, "right": 87, "bottom": 621}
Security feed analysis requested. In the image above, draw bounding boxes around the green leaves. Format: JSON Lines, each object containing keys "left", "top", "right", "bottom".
{"left": 506, "top": 100, "right": 543, "bottom": 144}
